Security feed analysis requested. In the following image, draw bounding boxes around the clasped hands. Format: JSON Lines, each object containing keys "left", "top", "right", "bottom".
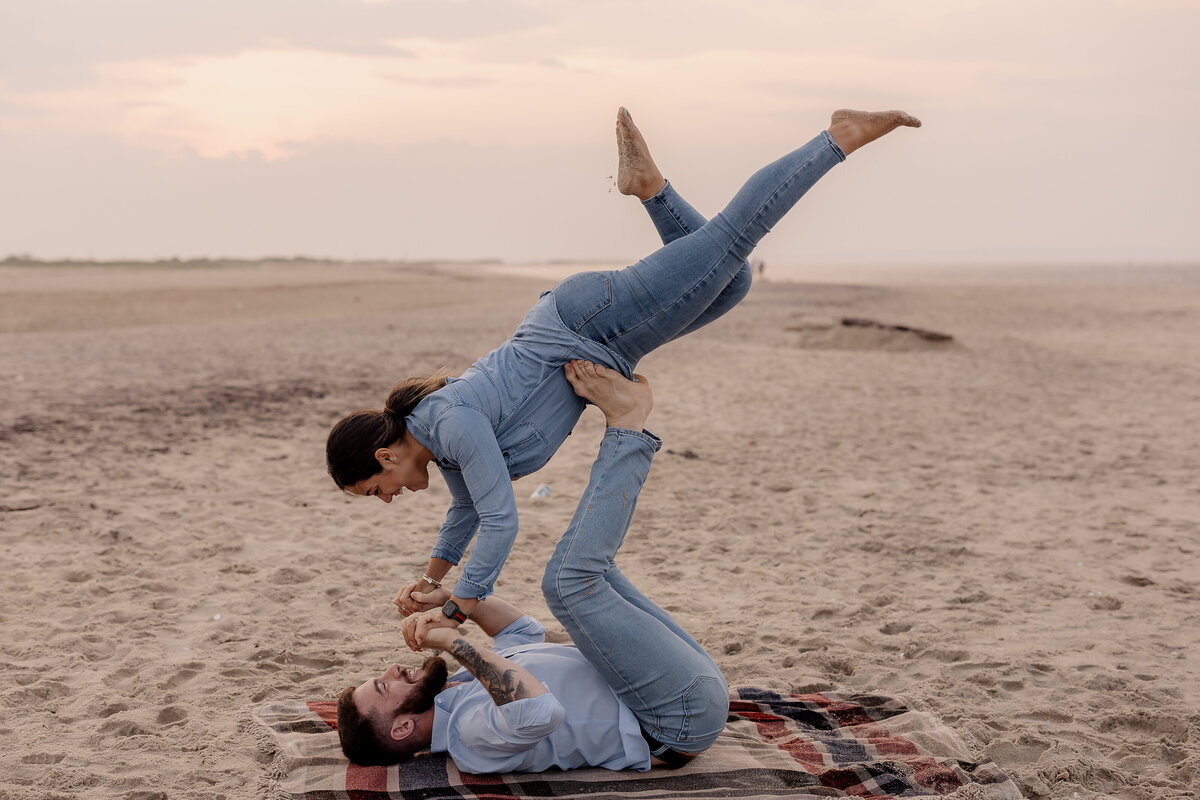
{"left": 394, "top": 580, "right": 458, "bottom": 652}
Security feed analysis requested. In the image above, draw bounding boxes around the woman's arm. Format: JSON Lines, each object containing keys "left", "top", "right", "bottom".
{"left": 428, "top": 469, "right": 481, "bottom": 566}
{"left": 394, "top": 467, "right": 481, "bottom": 616}
{"left": 400, "top": 408, "right": 522, "bottom": 647}
{"left": 437, "top": 406, "right": 521, "bottom": 606}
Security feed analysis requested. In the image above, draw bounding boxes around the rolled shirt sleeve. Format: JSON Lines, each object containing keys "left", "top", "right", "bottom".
{"left": 432, "top": 406, "right": 519, "bottom": 600}
{"left": 489, "top": 615, "right": 546, "bottom": 650}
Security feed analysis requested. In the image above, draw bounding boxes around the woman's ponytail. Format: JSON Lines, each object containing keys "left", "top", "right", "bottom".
{"left": 385, "top": 372, "right": 450, "bottom": 419}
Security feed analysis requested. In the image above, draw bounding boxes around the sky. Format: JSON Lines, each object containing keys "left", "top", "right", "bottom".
{"left": 1, "top": 0, "right": 1198, "bottom": 266}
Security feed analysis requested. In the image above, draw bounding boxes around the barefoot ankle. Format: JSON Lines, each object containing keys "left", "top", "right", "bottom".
{"left": 633, "top": 179, "right": 667, "bottom": 203}
{"left": 604, "top": 412, "right": 648, "bottom": 432}
{"left": 616, "top": 108, "right": 666, "bottom": 200}
{"left": 827, "top": 109, "right": 921, "bottom": 156}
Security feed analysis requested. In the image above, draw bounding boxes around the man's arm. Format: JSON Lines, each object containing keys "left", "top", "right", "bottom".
{"left": 421, "top": 627, "right": 547, "bottom": 706}
{"left": 466, "top": 595, "right": 527, "bottom": 638}
{"left": 404, "top": 593, "right": 532, "bottom": 649}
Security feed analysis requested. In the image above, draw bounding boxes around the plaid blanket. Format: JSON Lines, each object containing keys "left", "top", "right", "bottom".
{"left": 243, "top": 688, "right": 1023, "bottom": 799}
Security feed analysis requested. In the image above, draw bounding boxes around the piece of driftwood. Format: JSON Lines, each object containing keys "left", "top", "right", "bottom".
{"left": 840, "top": 317, "right": 954, "bottom": 342}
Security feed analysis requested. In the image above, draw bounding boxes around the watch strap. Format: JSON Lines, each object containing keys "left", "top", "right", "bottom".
{"left": 441, "top": 600, "right": 468, "bottom": 623}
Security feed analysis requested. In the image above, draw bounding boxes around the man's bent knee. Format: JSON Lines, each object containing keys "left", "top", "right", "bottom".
{"left": 541, "top": 561, "right": 604, "bottom": 614}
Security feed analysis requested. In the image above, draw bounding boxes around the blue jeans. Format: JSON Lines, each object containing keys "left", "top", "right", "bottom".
{"left": 553, "top": 130, "right": 845, "bottom": 366}
{"left": 541, "top": 429, "right": 729, "bottom": 753}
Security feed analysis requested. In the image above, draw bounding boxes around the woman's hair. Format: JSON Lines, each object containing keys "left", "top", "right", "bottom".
{"left": 326, "top": 372, "right": 448, "bottom": 489}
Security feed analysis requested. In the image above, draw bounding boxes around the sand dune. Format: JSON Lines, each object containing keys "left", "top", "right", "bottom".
{"left": 1, "top": 260, "right": 1198, "bottom": 799}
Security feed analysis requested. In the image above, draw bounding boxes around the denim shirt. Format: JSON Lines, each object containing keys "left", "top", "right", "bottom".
{"left": 404, "top": 289, "right": 634, "bottom": 600}
{"left": 430, "top": 615, "right": 649, "bottom": 773}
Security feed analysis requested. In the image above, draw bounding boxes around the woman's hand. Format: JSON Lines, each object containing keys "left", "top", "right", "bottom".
{"left": 394, "top": 582, "right": 450, "bottom": 616}
{"left": 402, "top": 607, "right": 460, "bottom": 652}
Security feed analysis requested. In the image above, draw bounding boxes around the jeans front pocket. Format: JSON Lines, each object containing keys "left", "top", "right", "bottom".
{"left": 552, "top": 271, "right": 613, "bottom": 333}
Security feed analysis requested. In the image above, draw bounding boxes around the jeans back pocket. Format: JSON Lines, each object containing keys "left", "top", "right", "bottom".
{"left": 679, "top": 675, "right": 730, "bottom": 745}
{"left": 498, "top": 423, "right": 550, "bottom": 478}
{"left": 552, "top": 271, "right": 613, "bottom": 333}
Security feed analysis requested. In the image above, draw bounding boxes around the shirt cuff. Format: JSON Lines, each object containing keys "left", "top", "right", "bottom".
{"left": 490, "top": 615, "right": 546, "bottom": 650}
{"left": 452, "top": 575, "right": 493, "bottom": 601}
{"left": 604, "top": 427, "right": 662, "bottom": 452}
{"left": 430, "top": 546, "right": 463, "bottom": 565}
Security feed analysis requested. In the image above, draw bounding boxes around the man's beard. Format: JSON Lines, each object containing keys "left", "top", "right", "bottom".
{"left": 398, "top": 656, "right": 449, "bottom": 715}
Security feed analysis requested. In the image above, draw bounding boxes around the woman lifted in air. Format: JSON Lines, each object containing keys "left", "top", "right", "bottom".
{"left": 326, "top": 106, "right": 921, "bottom": 635}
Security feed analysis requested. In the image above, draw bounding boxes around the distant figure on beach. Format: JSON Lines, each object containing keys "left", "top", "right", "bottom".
{"left": 325, "top": 106, "right": 922, "bottom": 638}
{"left": 337, "top": 368, "right": 730, "bottom": 770}
{"left": 752, "top": 257, "right": 766, "bottom": 280}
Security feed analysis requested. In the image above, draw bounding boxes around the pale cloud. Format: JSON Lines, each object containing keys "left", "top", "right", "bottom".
{"left": 1, "top": 0, "right": 1197, "bottom": 262}
{"left": 7, "top": 41, "right": 948, "bottom": 159}
{"left": 7, "top": 0, "right": 1193, "bottom": 161}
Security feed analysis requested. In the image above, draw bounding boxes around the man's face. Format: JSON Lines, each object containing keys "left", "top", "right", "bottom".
{"left": 352, "top": 656, "right": 449, "bottom": 729}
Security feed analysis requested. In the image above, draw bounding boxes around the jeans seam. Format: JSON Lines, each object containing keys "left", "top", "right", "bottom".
{"left": 621, "top": 149, "right": 823, "bottom": 345}
{"left": 548, "top": 434, "right": 658, "bottom": 729}
{"left": 652, "top": 181, "right": 696, "bottom": 240}
{"left": 729, "top": 151, "right": 823, "bottom": 257}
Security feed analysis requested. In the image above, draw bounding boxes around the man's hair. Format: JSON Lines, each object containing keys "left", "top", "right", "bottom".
{"left": 336, "top": 685, "right": 411, "bottom": 766}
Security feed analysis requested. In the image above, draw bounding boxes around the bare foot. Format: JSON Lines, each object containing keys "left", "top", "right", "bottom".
{"left": 564, "top": 360, "right": 653, "bottom": 431}
{"left": 826, "top": 109, "right": 921, "bottom": 156}
{"left": 616, "top": 107, "right": 666, "bottom": 201}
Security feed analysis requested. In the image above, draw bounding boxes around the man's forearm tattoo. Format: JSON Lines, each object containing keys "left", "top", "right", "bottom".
{"left": 449, "top": 639, "right": 531, "bottom": 706}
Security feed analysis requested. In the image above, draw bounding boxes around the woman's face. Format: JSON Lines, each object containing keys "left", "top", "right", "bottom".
{"left": 349, "top": 447, "right": 431, "bottom": 503}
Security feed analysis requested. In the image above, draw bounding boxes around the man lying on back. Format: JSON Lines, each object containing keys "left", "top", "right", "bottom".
{"left": 338, "top": 594, "right": 669, "bottom": 772}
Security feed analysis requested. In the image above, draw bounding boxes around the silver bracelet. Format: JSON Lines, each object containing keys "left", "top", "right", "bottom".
{"left": 421, "top": 573, "right": 442, "bottom": 588}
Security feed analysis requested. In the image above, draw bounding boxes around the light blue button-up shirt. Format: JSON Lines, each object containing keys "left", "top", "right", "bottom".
{"left": 405, "top": 290, "right": 633, "bottom": 601}
{"left": 429, "top": 615, "right": 649, "bottom": 774}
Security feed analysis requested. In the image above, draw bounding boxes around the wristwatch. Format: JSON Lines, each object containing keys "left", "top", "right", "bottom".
{"left": 441, "top": 599, "right": 468, "bottom": 624}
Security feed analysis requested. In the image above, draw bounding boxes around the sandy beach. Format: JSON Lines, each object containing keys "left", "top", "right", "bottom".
{"left": 1, "top": 258, "right": 1197, "bottom": 800}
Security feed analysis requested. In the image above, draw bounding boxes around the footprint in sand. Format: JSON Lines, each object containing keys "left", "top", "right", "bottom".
{"left": 99, "top": 701, "right": 131, "bottom": 718}
{"left": 20, "top": 753, "right": 66, "bottom": 764}
{"left": 1016, "top": 708, "right": 1074, "bottom": 723}
{"left": 270, "top": 567, "right": 315, "bottom": 585}
{"left": 983, "top": 734, "right": 1051, "bottom": 767}
{"left": 297, "top": 628, "right": 343, "bottom": 641}
{"left": 1099, "top": 711, "right": 1191, "bottom": 740}
{"left": 7, "top": 679, "right": 72, "bottom": 703}
{"left": 156, "top": 706, "right": 188, "bottom": 725}
{"left": 1089, "top": 595, "right": 1123, "bottom": 610}
{"left": 219, "top": 667, "right": 257, "bottom": 679}
{"left": 99, "top": 717, "right": 151, "bottom": 737}
{"left": 160, "top": 661, "right": 205, "bottom": 689}
{"left": 1084, "top": 673, "right": 1130, "bottom": 691}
